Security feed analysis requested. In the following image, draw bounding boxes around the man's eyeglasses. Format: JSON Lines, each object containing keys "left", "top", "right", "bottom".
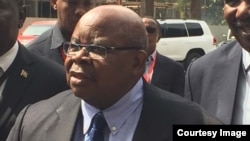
{"left": 62, "top": 42, "right": 143, "bottom": 59}
{"left": 146, "top": 26, "right": 157, "bottom": 34}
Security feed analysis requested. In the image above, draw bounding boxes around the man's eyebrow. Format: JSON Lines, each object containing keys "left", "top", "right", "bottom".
{"left": 71, "top": 37, "right": 80, "bottom": 43}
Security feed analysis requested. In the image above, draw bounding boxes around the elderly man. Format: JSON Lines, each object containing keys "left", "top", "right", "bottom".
{"left": 185, "top": 0, "right": 250, "bottom": 124}
{"left": 27, "top": 0, "right": 96, "bottom": 65}
{"left": 7, "top": 5, "right": 220, "bottom": 141}
{"left": 0, "top": 0, "right": 69, "bottom": 140}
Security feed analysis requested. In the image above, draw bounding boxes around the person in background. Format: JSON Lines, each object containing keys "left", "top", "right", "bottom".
{"left": 185, "top": 0, "right": 250, "bottom": 124}
{"left": 0, "top": 0, "right": 69, "bottom": 140}
{"left": 142, "top": 16, "right": 185, "bottom": 96}
{"left": 7, "top": 5, "right": 221, "bottom": 141}
{"left": 27, "top": 0, "right": 96, "bottom": 65}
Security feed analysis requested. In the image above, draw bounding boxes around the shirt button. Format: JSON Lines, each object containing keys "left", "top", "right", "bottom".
{"left": 111, "top": 126, "right": 116, "bottom": 131}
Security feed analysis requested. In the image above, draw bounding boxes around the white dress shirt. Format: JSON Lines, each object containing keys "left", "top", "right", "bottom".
{"left": 241, "top": 48, "right": 250, "bottom": 124}
{"left": 0, "top": 41, "right": 18, "bottom": 94}
{"left": 81, "top": 78, "right": 144, "bottom": 141}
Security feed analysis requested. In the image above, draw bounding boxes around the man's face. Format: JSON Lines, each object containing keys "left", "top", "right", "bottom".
{"left": 52, "top": 0, "right": 95, "bottom": 34}
{"left": 142, "top": 17, "right": 160, "bottom": 57}
{"left": 224, "top": 0, "right": 250, "bottom": 51}
{"left": 0, "top": 0, "right": 24, "bottom": 56}
{"left": 64, "top": 12, "right": 146, "bottom": 109}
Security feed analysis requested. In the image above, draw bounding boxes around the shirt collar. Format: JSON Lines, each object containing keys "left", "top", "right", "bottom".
{"left": 81, "top": 78, "right": 144, "bottom": 134}
{"left": 50, "top": 23, "right": 66, "bottom": 49}
{"left": 242, "top": 48, "right": 250, "bottom": 71}
{"left": 0, "top": 41, "right": 19, "bottom": 72}
{"left": 147, "top": 50, "right": 157, "bottom": 62}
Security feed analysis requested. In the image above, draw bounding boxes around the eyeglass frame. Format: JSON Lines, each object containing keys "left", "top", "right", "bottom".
{"left": 145, "top": 26, "right": 158, "bottom": 34}
{"left": 62, "top": 42, "right": 144, "bottom": 59}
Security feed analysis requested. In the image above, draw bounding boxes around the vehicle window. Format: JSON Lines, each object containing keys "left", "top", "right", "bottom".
{"left": 160, "top": 23, "right": 187, "bottom": 38}
{"left": 185, "top": 22, "right": 203, "bottom": 36}
{"left": 22, "top": 25, "right": 52, "bottom": 36}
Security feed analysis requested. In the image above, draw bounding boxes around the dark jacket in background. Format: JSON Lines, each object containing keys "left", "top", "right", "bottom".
{"left": 27, "top": 23, "right": 65, "bottom": 65}
{"left": 185, "top": 40, "right": 243, "bottom": 124}
{"left": 0, "top": 43, "right": 69, "bottom": 140}
{"left": 151, "top": 52, "right": 185, "bottom": 96}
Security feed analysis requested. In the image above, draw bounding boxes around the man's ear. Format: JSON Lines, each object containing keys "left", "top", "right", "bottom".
{"left": 50, "top": 0, "right": 58, "bottom": 10}
{"left": 157, "top": 36, "right": 161, "bottom": 42}
{"left": 132, "top": 50, "right": 147, "bottom": 75}
{"left": 18, "top": 6, "right": 26, "bottom": 29}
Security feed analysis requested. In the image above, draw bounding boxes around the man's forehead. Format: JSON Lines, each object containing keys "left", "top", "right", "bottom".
{"left": 73, "top": 24, "right": 121, "bottom": 45}
{"left": 77, "top": 15, "right": 108, "bottom": 33}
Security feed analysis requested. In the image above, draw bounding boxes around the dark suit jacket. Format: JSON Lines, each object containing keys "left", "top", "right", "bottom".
{"left": 151, "top": 52, "right": 185, "bottom": 96}
{"left": 7, "top": 82, "right": 220, "bottom": 141}
{"left": 0, "top": 43, "right": 69, "bottom": 140}
{"left": 185, "top": 40, "right": 242, "bottom": 124}
{"left": 27, "top": 23, "right": 65, "bottom": 65}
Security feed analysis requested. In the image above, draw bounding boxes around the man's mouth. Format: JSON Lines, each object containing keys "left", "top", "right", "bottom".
{"left": 69, "top": 71, "right": 94, "bottom": 86}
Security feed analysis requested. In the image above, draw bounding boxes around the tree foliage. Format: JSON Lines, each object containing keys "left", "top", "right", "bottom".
{"left": 159, "top": 0, "right": 224, "bottom": 25}
{"left": 203, "top": 0, "right": 225, "bottom": 25}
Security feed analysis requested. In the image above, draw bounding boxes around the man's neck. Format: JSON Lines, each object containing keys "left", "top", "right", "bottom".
{"left": 60, "top": 29, "right": 72, "bottom": 41}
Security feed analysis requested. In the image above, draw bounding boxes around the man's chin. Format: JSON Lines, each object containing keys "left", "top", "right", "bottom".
{"left": 238, "top": 39, "right": 250, "bottom": 52}
{"left": 71, "top": 88, "right": 88, "bottom": 99}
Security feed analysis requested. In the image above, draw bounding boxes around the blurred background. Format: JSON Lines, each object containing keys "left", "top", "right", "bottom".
{"left": 21, "top": 0, "right": 227, "bottom": 44}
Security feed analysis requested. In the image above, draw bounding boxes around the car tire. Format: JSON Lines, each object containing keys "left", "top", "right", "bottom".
{"left": 184, "top": 52, "right": 202, "bottom": 69}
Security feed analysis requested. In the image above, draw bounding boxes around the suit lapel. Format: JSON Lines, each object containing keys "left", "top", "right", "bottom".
{"left": 209, "top": 42, "right": 242, "bottom": 124}
{"left": 0, "top": 45, "right": 34, "bottom": 128}
{"left": 46, "top": 96, "right": 81, "bottom": 141}
{"left": 49, "top": 25, "right": 65, "bottom": 65}
{"left": 151, "top": 53, "right": 161, "bottom": 84}
{"left": 47, "top": 49, "right": 64, "bottom": 65}
{"left": 133, "top": 82, "right": 170, "bottom": 141}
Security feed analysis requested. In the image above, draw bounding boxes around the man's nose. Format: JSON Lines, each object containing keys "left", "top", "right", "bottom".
{"left": 71, "top": 48, "right": 90, "bottom": 61}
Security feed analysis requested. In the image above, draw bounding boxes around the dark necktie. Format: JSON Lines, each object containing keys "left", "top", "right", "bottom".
{"left": 0, "top": 67, "right": 5, "bottom": 86}
{"left": 246, "top": 65, "right": 250, "bottom": 87}
{"left": 0, "top": 67, "right": 3, "bottom": 78}
{"left": 86, "top": 112, "right": 107, "bottom": 141}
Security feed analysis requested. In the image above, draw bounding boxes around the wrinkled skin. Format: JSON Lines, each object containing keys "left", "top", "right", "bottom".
{"left": 64, "top": 5, "right": 147, "bottom": 109}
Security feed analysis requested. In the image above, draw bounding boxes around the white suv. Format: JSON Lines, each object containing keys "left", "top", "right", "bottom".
{"left": 156, "top": 19, "right": 217, "bottom": 69}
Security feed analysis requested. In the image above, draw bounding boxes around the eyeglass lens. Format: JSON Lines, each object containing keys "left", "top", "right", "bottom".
{"left": 146, "top": 26, "right": 157, "bottom": 34}
{"left": 63, "top": 43, "right": 106, "bottom": 59}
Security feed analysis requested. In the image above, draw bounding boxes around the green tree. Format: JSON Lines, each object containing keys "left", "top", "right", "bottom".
{"left": 154, "top": 0, "right": 224, "bottom": 24}
{"left": 172, "top": 0, "right": 201, "bottom": 19}
{"left": 174, "top": 0, "right": 224, "bottom": 24}
{"left": 203, "top": 0, "right": 224, "bottom": 25}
